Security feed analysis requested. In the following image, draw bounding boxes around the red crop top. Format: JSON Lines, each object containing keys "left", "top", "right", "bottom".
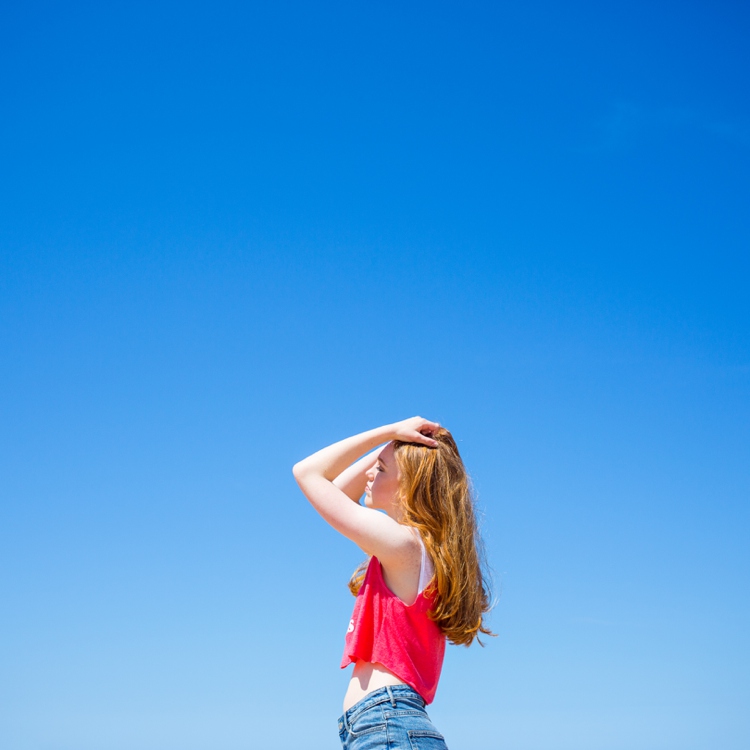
{"left": 340, "top": 547, "right": 446, "bottom": 704}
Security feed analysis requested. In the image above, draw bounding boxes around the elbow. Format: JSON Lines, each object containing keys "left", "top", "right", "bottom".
{"left": 292, "top": 460, "right": 308, "bottom": 482}
{"left": 292, "top": 460, "right": 323, "bottom": 495}
{"left": 292, "top": 462, "right": 316, "bottom": 501}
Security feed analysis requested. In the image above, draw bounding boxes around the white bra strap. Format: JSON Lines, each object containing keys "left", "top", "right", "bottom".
{"left": 416, "top": 531, "right": 433, "bottom": 595}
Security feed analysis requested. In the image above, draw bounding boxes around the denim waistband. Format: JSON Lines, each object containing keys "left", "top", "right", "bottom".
{"left": 338, "top": 685, "right": 425, "bottom": 733}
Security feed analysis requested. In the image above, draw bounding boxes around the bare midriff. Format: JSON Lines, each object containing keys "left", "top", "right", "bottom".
{"left": 343, "top": 660, "right": 409, "bottom": 712}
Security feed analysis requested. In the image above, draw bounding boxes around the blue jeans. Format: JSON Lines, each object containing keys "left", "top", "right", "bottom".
{"left": 337, "top": 685, "right": 449, "bottom": 749}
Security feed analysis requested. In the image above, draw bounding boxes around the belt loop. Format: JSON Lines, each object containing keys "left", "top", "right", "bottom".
{"left": 386, "top": 685, "right": 396, "bottom": 707}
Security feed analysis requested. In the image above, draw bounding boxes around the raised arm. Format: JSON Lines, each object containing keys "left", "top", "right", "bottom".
{"left": 292, "top": 418, "right": 439, "bottom": 559}
{"left": 333, "top": 448, "right": 383, "bottom": 502}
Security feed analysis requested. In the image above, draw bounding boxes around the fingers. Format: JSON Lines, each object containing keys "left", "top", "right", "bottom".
{"left": 411, "top": 417, "right": 441, "bottom": 447}
{"left": 414, "top": 432, "right": 439, "bottom": 448}
{"left": 419, "top": 418, "right": 440, "bottom": 434}
{"left": 393, "top": 416, "right": 441, "bottom": 447}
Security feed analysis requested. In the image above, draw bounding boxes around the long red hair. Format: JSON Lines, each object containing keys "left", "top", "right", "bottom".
{"left": 349, "top": 428, "right": 494, "bottom": 646}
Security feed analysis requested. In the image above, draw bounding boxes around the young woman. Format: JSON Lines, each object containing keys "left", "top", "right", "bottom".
{"left": 293, "top": 416, "right": 492, "bottom": 750}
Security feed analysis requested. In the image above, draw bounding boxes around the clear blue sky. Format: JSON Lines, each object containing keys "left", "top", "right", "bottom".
{"left": 1, "top": 2, "right": 748, "bottom": 749}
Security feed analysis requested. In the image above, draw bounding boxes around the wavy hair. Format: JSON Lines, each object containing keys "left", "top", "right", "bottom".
{"left": 348, "top": 428, "right": 494, "bottom": 646}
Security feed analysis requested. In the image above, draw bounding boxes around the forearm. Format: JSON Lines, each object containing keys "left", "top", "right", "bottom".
{"left": 293, "top": 424, "right": 394, "bottom": 483}
{"left": 333, "top": 449, "right": 382, "bottom": 502}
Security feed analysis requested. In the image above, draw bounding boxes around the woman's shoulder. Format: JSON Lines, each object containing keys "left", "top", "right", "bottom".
{"left": 375, "top": 528, "right": 426, "bottom": 605}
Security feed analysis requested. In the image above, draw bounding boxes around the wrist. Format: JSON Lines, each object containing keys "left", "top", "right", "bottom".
{"left": 375, "top": 423, "right": 398, "bottom": 442}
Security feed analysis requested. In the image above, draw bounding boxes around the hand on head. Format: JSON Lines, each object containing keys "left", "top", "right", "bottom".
{"left": 391, "top": 416, "right": 441, "bottom": 447}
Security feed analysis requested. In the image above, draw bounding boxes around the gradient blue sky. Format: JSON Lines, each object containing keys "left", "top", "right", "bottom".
{"left": 1, "top": 2, "right": 748, "bottom": 749}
